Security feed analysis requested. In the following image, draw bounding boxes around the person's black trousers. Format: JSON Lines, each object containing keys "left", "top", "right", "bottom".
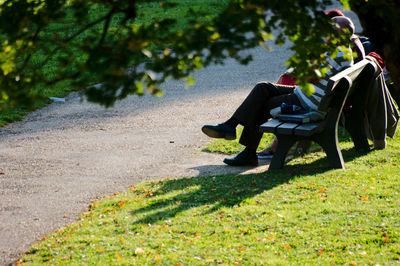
{"left": 232, "top": 82, "right": 300, "bottom": 149}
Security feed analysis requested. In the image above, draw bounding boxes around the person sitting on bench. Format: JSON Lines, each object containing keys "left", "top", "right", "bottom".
{"left": 257, "top": 11, "right": 366, "bottom": 160}
{"left": 201, "top": 16, "right": 355, "bottom": 166}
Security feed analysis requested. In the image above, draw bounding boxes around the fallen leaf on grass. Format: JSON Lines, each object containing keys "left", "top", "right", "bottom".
{"left": 237, "top": 246, "right": 247, "bottom": 252}
{"left": 97, "top": 248, "right": 105, "bottom": 253}
{"left": 117, "top": 200, "right": 126, "bottom": 208}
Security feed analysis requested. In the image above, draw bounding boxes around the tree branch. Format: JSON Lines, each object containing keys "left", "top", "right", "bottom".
{"left": 98, "top": 7, "right": 115, "bottom": 45}
{"left": 45, "top": 71, "right": 81, "bottom": 85}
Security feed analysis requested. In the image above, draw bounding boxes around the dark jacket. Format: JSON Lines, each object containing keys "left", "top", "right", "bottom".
{"left": 364, "top": 57, "right": 400, "bottom": 149}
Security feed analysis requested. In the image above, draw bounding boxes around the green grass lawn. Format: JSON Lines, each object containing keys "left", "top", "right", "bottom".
{"left": 21, "top": 131, "right": 400, "bottom": 265}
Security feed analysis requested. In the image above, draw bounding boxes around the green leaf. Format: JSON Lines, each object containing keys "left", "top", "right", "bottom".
{"left": 301, "top": 82, "right": 315, "bottom": 97}
{"left": 340, "top": 0, "right": 351, "bottom": 10}
{"left": 135, "top": 82, "right": 144, "bottom": 95}
{"left": 185, "top": 76, "right": 195, "bottom": 89}
{"left": 209, "top": 32, "right": 220, "bottom": 41}
{"left": 260, "top": 30, "right": 273, "bottom": 41}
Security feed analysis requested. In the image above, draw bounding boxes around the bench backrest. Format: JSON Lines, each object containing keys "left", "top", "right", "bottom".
{"left": 318, "top": 57, "right": 378, "bottom": 113}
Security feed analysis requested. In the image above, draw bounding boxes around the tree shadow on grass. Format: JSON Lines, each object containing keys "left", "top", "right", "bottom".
{"left": 128, "top": 156, "right": 337, "bottom": 226}
{"left": 129, "top": 145, "right": 369, "bottom": 225}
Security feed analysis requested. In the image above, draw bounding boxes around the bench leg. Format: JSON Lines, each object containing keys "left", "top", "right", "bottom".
{"left": 296, "top": 140, "right": 312, "bottom": 155}
{"left": 315, "top": 133, "right": 345, "bottom": 169}
{"left": 269, "top": 135, "right": 296, "bottom": 170}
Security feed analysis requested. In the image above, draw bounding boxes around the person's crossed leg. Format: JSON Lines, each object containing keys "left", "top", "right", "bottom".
{"left": 202, "top": 82, "right": 299, "bottom": 166}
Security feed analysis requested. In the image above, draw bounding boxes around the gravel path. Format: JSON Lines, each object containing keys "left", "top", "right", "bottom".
{"left": 0, "top": 44, "right": 290, "bottom": 265}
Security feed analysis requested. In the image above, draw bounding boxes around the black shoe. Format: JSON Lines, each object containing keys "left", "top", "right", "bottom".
{"left": 202, "top": 123, "right": 236, "bottom": 140}
{"left": 223, "top": 150, "right": 258, "bottom": 166}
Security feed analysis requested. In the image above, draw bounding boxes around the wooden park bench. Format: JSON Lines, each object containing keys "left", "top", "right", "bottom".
{"left": 260, "top": 57, "right": 379, "bottom": 170}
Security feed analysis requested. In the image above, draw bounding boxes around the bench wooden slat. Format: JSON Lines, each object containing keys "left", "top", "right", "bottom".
{"left": 259, "top": 119, "right": 283, "bottom": 133}
{"left": 278, "top": 113, "right": 311, "bottom": 123}
{"left": 294, "top": 122, "right": 323, "bottom": 136}
{"left": 276, "top": 122, "right": 300, "bottom": 135}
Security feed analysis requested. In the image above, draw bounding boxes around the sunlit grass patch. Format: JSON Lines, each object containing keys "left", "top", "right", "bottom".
{"left": 21, "top": 134, "right": 400, "bottom": 265}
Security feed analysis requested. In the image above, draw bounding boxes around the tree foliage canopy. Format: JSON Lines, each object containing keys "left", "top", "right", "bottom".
{"left": 0, "top": 0, "right": 399, "bottom": 110}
